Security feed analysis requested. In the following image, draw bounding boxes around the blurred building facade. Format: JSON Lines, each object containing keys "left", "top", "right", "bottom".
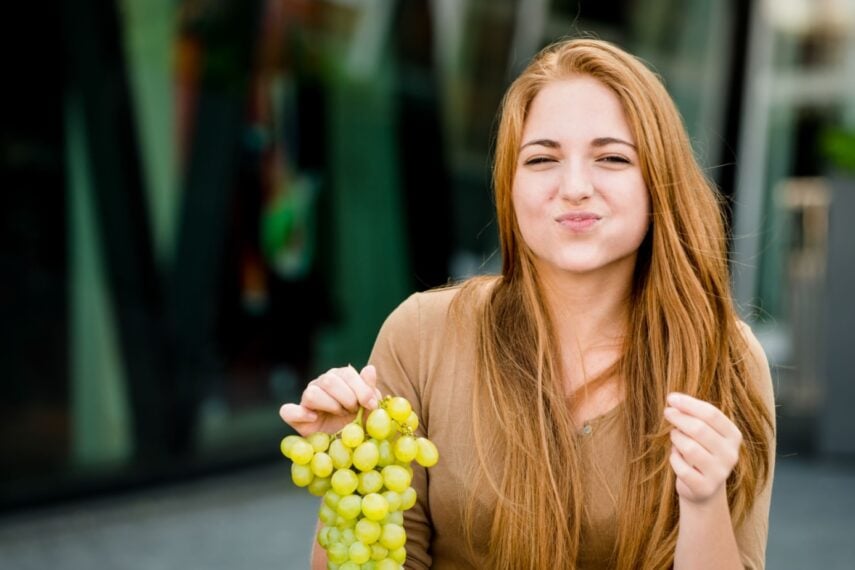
{"left": 728, "top": 0, "right": 855, "bottom": 459}
{"left": 1, "top": 0, "right": 853, "bottom": 509}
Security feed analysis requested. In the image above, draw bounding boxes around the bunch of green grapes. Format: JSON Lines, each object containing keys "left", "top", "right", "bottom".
{"left": 281, "top": 395, "right": 439, "bottom": 570}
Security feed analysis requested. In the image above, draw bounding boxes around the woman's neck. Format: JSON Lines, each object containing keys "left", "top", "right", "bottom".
{"left": 537, "top": 262, "right": 633, "bottom": 353}
{"left": 536, "top": 263, "right": 633, "bottom": 407}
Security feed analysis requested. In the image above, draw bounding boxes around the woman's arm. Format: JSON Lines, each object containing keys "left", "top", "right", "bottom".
{"left": 669, "top": 322, "right": 776, "bottom": 569}
{"left": 666, "top": 393, "right": 745, "bottom": 570}
{"left": 674, "top": 490, "right": 743, "bottom": 569}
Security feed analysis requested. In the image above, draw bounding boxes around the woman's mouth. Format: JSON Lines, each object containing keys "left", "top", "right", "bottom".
{"left": 556, "top": 212, "right": 601, "bottom": 232}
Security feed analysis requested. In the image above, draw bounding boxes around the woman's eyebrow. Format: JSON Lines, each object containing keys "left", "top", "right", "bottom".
{"left": 592, "top": 136, "right": 637, "bottom": 150}
{"left": 519, "top": 138, "right": 560, "bottom": 151}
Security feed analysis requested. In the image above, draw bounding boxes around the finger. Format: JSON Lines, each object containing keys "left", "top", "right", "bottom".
{"left": 280, "top": 403, "right": 318, "bottom": 425}
{"left": 670, "top": 428, "right": 715, "bottom": 474}
{"left": 664, "top": 406, "right": 733, "bottom": 458}
{"left": 361, "top": 364, "right": 378, "bottom": 390}
{"left": 670, "top": 445, "right": 704, "bottom": 490}
{"left": 666, "top": 393, "right": 741, "bottom": 440}
{"left": 337, "top": 365, "right": 377, "bottom": 409}
{"left": 360, "top": 365, "right": 383, "bottom": 405}
{"left": 301, "top": 383, "right": 349, "bottom": 414}
{"left": 314, "top": 370, "right": 360, "bottom": 412}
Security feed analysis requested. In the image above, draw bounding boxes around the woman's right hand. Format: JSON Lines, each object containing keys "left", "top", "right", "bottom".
{"left": 279, "top": 364, "right": 381, "bottom": 437}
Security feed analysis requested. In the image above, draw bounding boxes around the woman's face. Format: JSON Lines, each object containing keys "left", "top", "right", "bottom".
{"left": 512, "top": 75, "right": 650, "bottom": 280}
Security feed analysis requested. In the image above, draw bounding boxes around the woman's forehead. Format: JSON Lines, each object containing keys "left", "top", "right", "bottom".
{"left": 522, "top": 78, "right": 635, "bottom": 146}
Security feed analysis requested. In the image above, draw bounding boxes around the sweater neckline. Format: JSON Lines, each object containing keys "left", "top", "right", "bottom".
{"left": 577, "top": 400, "right": 624, "bottom": 436}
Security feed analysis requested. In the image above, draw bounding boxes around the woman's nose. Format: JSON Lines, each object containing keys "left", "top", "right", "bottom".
{"left": 558, "top": 161, "right": 594, "bottom": 203}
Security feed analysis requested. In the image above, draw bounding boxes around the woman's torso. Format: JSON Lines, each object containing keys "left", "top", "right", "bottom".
{"left": 373, "top": 281, "right": 628, "bottom": 569}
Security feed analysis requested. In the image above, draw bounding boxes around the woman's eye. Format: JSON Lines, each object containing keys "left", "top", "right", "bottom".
{"left": 524, "top": 156, "right": 556, "bottom": 165}
{"left": 600, "top": 155, "right": 631, "bottom": 164}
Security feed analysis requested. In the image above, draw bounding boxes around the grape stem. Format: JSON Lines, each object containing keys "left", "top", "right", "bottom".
{"left": 333, "top": 407, "right": 366, "bottom": 439}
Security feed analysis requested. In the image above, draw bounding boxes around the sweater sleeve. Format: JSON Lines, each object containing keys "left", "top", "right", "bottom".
{"left": 734, "top": 322, "right": 777, "bottom": 569}
{"left": 368, "top": 293, "right": 432, "bottom": 570}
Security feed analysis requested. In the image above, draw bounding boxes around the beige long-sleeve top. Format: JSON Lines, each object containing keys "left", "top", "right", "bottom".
{"left": 369, "top": 279, "right": 775, "bottom": 569}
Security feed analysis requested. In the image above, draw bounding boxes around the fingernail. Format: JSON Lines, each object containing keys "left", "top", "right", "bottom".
{"left": 368, "top": 397, "right": 378, "bottom": 409}
{"left": 667, "top": 393, "right": 681, "bottom": 405}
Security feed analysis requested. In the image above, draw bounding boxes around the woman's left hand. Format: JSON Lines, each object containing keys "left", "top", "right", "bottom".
{"left": 664, "top": 392, "right": 742, "bottom": 505}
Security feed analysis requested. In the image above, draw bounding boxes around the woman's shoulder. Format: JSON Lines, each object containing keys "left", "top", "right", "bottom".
{"left": 387, "top": 275, "right": 499, "bottom": 328}
{"left": 735, "top": 320, "right": 769, "bottom": 368}
{"left": 371, "top": 276, "right": 498, "bottom": 390}
{"left": 734, "top": 319, "right": 775, "bottom": 410}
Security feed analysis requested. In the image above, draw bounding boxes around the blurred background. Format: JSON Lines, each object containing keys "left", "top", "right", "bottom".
{"left": 1, "top": 0, "right": 854, "bottom": 568}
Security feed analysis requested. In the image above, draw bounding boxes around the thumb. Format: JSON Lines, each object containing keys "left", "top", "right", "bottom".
{"left": 279, "top": 403, "right": 318, "bottom": 433}
{"left": 360, "top": 364, "right": 382, "bottom": 400}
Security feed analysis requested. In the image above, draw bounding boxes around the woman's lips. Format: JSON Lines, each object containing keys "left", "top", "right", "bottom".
{"left": 556, "top": 212, "right": 601, "bottom": 232}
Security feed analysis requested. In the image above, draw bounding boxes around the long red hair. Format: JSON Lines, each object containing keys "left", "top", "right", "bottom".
{"left": 458, "top": 38, "right": 773, "bottom": 569}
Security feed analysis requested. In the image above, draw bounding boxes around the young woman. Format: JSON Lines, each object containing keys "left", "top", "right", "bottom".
{"left": 281, "top": 38, "right": 775, "bottom": 570}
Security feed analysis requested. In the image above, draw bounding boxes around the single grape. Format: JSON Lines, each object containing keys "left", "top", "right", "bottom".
{"left": 308, "top": 476, "right": 332, "bottom": 497}
{"left": 349, "top": 542, "right": 371, "bottom": 564}
{"left": 375, "top": 560, "right": 400, "bottom": 570}
{"left": 340, "top": 528, "right": 356, "bottom": 546}
{"left": 366, "top": 409, "right": 394, "bottom": 440}
{"left": 311, "top": 452, "right": 334, "bottom": 478}
{"left": 324, "top": 490, "right": 342, "bottom": 509}
{"left": 361, "top": 561, "right": 378, "bottom": 570}
{"left": 379, "top": 523, "right": 406, "bottom": 550}
{"left": 291, "top": 463, "right": 314, "bottom": 487}
{"left": 318, "top": 525, "right": 332, "bottom": 547}
{"left": 399, "top": 487, "right": 417, "bottom": 511}
{"left": 337, "top": 495, "right": 363, "bottom": 520}
{"left": 341, "top": 423, "right": 365, "bottom": 448}
{"left": 393, "top": 435, "right": 417, "bottom": 463}
{"left": 403, "top": 411, "right": 419, "bottom": 432}
{"left": 354, "top": 518, "right": 382, "bottom": 545}
{"left": 382, "top": 490, "right": 401, "bottom": 512}
{"left": 328, "top": 542, "right": 349, "bottom": 564}
{"left": 370, "top": 544, "right": 389, "bottom": 561}
{"left": 319, "top": 503, "right": 337, "bottom": 526}
{"left": 327, "top": 527, "right": 342, "bottom": 545}
{"left": 280, "top": 435, "right": 302, "bottom": 458}
{"left": 290, "top": 439, "right": 315, "bottom": 465}
{"left": 361, "top": 493, "right": 390, "bottom": 522}
{"left": 385, "top": 397, "right": 412, "bottom": 424}
{"left": 381, "top": 465, "right": 411, "bottom": 493}
{"left": 331, "top": 469, "right": 359, "bottom": 496}
{"left": 339, "top": 562, "right": 359, "bottom": 570}
{"left": 383, "top": 511, "right": 404, "bottom": 526}
{"left": 308, "top": 432, "right": 331, "bottom": 452}
{"left": 389, "top": 546, "right": 406, "bottom": 564}
{"left": 377, "top": 440, "right": 395, "bottom": 467}
{"left": 357, "top": 470, "right": 384, "bottom": 495}
{"left": 415, "top": 437, "right": 439, "bottom": 467}
{"left": 352, "top": 441, "right": 380, "bottom": 472}
{"left": 329, "top": 439, "right": 353, "bottom": 469}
